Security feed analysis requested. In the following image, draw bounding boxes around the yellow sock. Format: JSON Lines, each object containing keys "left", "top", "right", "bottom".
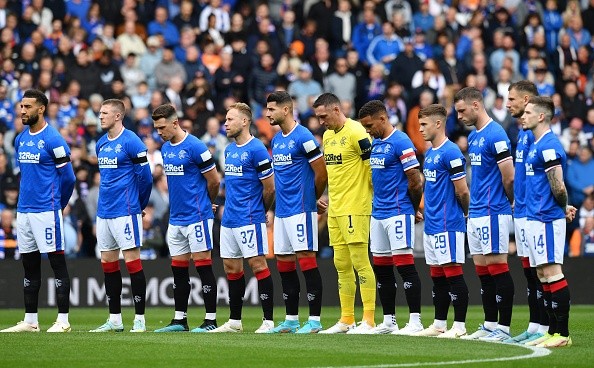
{"left": 350, "top": 242, "right": 376, "bottom": 326}
{"left": 333, "top": 244, "right": 356, "bottom": 324}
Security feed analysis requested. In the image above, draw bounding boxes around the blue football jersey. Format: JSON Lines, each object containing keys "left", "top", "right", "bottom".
{"left": 467, "top": 120, "right": 513, "bottom": 217}
{"left": 222, "top": 137, "right": 273, "bottom": 227}
{"left": 423, "top": 139, "right": 467, "bottom": 234}
{"left": 525, "top": 130, "right": 567, "bottom": 222}
{"left": 370, "top": 129, "right": 419, "bottom": 219}
{"left": 15, "top": 124, "right": 72, "bottom": 212}
{"left": 96, "top": 129, "right": 152, "bottom": 218}
{"left": 513, "top": 129, "right": 534, "bottom": 218}
{"left": 162, "top": 133, "right": 216, "bottom": 226}
{"left": 272, "top": 124, "right": 322, "bottom": 218}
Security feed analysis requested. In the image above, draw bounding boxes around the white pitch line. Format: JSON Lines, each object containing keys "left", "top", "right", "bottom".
{"left": 317, "top": 346, "right": 551, "bottom": 368}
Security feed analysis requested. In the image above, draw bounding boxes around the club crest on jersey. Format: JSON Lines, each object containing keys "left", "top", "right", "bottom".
{"left": 340, "top": 137, "right": 347, "bottom": 146}
{"left": 178, "top": 150, "right": 188, "bottom": 159}
{"left": 522, "top": 135, "right": 528, "bottom": 145}
{"left": 115, "top": 144, "right": 122, "bottom": 153}
{"left": 478, "top": 137, "right": 485, "bottom": 147}
{"left": 383, "top": 144, "right": 391, "bottom": 154}
{"left": 240, "top": 152, "right": 249, "bottom": 162}
{"left": 529, "top": 149, "right": 536, "bottom": 159}
{"left": 469, "top": 153, "right": 482, "bottom": 165}
{"left": 288, "top": 140, "right": 295, "bottom": 149}
{"left": 433, "top": 154, "right": 440, "bottom": 164}
{"left": 37, "top": 140, "right": 45, "bottom": 149}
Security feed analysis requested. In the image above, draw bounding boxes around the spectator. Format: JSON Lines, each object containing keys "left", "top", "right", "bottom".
{"left": 0, "top": 208, "right": 18, "bottom": 259}
{"left": 200, "top": 116, "right": 229, "bottom": 169}
{"left": 351, "top": 6, "right": 381, "bottom": 64}
{"left": 566, "top": 146, "right": 594, "bottom": 207}
{"left": 120, "top": 53, "right": 146, "bottom": 96}
{"left": 389, "top": 37, "right": 423, "bottom": 90}
{"left": 0, "top": 175, "right": 18, "bottom": 210}
{"left": 154, "top": 46, "right": 187, "bottom": 91}
{"left": 326, "top": 57, "right": 356, "bottom": 105}
{"left": 330, "top": 0, "right": 355, "bottom": 58}
{"left": 147, "top": 6, "right": 180, "bottom": 47}
{"left": 287, "top": 63, "right": 322, "bottom": 117}
{"left": 199, "top": 0, "right": 230, "bottom": 33}
{"left": 366, "top": 21, "right": 403, "bottom": 72}
{"left": 173, "top": 0, "right": 200, "bottom": 35}
{"left": 248, "top": 52, "right": 278, "bottom": 119}
{"left": 116, "top": 20, "right": 148, "bottom": 58}
{"left": 488, "top": 94, "right": 513, "bottom": 131}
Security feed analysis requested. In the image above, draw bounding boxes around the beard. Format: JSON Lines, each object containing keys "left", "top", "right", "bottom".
{"left": 23, "top": 112, "right": 39, "bottom": 125}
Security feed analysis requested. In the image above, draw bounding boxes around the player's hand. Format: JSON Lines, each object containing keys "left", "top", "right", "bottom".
{"left": 414, "top": 210, "right": 424, "bottom": 223}
{"left": 212, "top": 203, "right": 219, "bottom": 213}
{"left": 565, "top": 205, "right": 577, "bottom": 223}
{"left": 142, "top": 210, "right": 146, "bottom": 218}
{"left": 317, "top": 198, "right": 328, "bottom": 214}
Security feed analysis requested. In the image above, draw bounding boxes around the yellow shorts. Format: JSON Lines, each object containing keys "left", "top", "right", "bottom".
{"left": 328, "top": 215, "right": 370, "bottom": 246}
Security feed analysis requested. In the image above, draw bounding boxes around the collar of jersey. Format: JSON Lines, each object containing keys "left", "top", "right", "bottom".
{"left": 282, "top": 122, "right": 299, "bottom": 138}
{"left": 107, "top": 126, "right": 125, "bottom": 141}
{"left": 28, "top": 122, "right": 49, "bottom": 136}
{"left": 170, "top": 131, "right": 189, "bottom": 146}
{"left": 236, "top": 135, "right": 254, "bottom": 147}
{"left": 381, "top": 127, "right": 397, "bottom": 141}
{"left": 475, "top": 119, "right": 493, "bottom": 133}
{"left": 534, "top": 129, "right": 552, "bottom": 144}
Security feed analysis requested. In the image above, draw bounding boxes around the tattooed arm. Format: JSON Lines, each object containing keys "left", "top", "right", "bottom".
{"left": 546, "top": 166, "right": 568, "bottom": 209}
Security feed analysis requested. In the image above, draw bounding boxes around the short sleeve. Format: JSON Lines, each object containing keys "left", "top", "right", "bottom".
{"left": 128, "top": 134, "right": 149, "bottom": 165}
{"left": 48, "top": 134, "right": 71, "bottom": 167}
{"left": 446, "top": 148, "right": 466, "bottom": 181}
{"left": 192, "top": 140, "right": 216, "bottom": 173}
{"left": 542, "top": 148, "right": 562, "bottom": 172}
{"left": 300, "top": 131, "right": 322, "bottom": 162}
{"left": 253, "top": 146, "right": 273, "bottom": 180}
{"left": 491, "top": 129, "right": 512, "bottom": 163}
{"left": 396, "top": 137, "right": 419, "bottom": 171}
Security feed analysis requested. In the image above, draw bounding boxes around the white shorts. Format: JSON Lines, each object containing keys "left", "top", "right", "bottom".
{"left": 370, "top": 214, "right": 415, "bottom": 255}
{"left": 274, "top": 212, "right": 318, "bottom": 255}
{"left": 17, "top": 211, "right": 65, "bottom": 254}
{"left": 467, "top": 214, "right": 512, "bottom": 255}
{"left": 220, "top": 223, "right": 268, "bottom": 259}
{"left": 96, "top": 214, "right": 143, "bottom": 252}
{"left": 167, "top": 219, "right": 214, "bottom": 256}
{"left": 514, "top": 217, "right": 529, "bottom": 258}
{"left": 423, "top": 231, "right": 466, "bottom": 265}
{"left": 526, "top": 218, "right": 566, "bottom": 267}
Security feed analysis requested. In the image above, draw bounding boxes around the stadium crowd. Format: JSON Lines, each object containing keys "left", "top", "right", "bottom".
{"left": 0, "top": 0, "right": 593, "bottom": 260}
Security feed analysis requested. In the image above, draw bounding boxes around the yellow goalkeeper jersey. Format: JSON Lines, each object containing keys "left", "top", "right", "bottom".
{"left": 323, "top": 118, "right": 373, "bottom": 217}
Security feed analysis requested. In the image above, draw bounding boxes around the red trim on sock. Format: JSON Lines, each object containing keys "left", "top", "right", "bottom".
{"left": 393, "top": 253, "right": 414, "bottom": 266}
{"left": 542, "top": 283, "right": 551, "bottom": 292}
{"left": 475, "top": 265, "right": 490, "bottom": 276}
{"left": 443, "top": 265, "right": 464, "bottom": 278}
{"left": 487, "top": 263, "right": 509, "bottom": 276}
{"left": 255, "top": 268, "right": 271, "bottom": 280}
{"left": 373, "top": 256, "right": 394, "bottom": 266}
{"left": 550, "top": 279, "right": 568, "bottom": 293}
{"left": 298, "top": 256, "right": 318, "bottom": 271}
{"left": 194, "top": 259, "right": 212, "bottom": 267}
{"left": 430, "top": 266, "right": 445, "bottom": 278}
{"left": 227, "top": 271, "right": 244, "bottom": 281}
{"left": 125, "top": 259, "right": 143, "bottom": 274}
{"left": 171, "top": 260, "right": 189, "bottom": 268}
{"left": 277, "top": 260, "right": 297, "bottom": 272}
{"left": 102, "top": 261, "right": 120, "bottom": 273}
{"left": 521, "top": 257, "right": 531, "bottom": 269}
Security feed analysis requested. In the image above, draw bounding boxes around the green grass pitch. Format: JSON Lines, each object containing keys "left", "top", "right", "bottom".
{"left": 1, "top": 305, "right": 592, "bottom": 367}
